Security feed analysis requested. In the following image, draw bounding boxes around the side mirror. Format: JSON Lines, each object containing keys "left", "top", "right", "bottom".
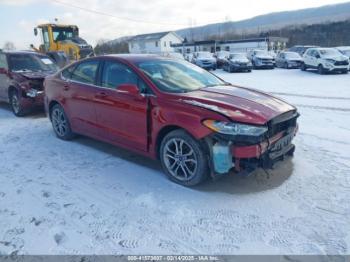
{"left": 117, "top": 84, "right": 140, "bottom": 96}
{"left": 0, "top": 68, "right": 8, "bottom": 74}
{"left": 34, "top": 28, "right": 38, "bottom": 36}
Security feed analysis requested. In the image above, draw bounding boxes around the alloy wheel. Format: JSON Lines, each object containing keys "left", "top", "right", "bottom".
{"left": 52, "top": 108, "right": 68, "bottom": 137}
{"left": 11, "top": 93, "right": 20, "bottom": 114}
{"left": 163, "top": 138, "right": 198, "bottom": 182}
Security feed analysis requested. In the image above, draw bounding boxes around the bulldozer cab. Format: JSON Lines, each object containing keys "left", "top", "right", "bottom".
{"left": 33, "top": 23, "right": 93, "bottom": 63}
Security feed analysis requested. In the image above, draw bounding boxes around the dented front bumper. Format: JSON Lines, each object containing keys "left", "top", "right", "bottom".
{"left": 207, "top": 126, "right": 298, "bottom": 178}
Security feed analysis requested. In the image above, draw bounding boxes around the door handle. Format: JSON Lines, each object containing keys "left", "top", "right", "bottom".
{"left": 96, "top": 92, "right": 107, "bottom": 98}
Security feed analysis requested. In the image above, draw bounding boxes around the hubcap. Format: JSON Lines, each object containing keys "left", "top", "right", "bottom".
{"left": 11, "top": 94, "right": 20, "bottom": 114}
{"left": 163, "top": 138, "right": 198, "bottom": 181}
{"left": 52, "top": 108, "right": 68, "bottom": 137}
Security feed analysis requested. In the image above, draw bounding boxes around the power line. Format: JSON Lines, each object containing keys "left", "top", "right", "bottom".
{"left": 51, "top": 0, "right": 188, "bottom": 27}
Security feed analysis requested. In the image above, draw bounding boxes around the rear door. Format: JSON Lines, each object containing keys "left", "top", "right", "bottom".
{"left": 0, "top": 53, "right": 9, "bottom": 100}
{"left": 94, "top": 59, "right": 149, "bottom": 151}
{"left": 62, "top": 59, "right": 101, "bottom": 136}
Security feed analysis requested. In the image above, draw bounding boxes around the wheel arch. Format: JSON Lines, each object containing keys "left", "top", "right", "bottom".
{"left": 48, "top": 100, "right": 61, "bottom": 120}
{"left": 154, "top": 124, "right": 211, "bottom": 160}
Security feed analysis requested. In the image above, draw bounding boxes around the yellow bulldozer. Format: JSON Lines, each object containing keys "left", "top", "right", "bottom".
{"left": 31, "top": 23, "right": 94, "bottom": 67}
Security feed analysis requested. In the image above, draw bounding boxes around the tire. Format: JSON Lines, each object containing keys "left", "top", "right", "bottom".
{"left": 284, "top": 62, "right": 288, "bottom": 69}
{"left": 318, "top": 64, "right": 325, "bottom": 75}
{"left": 301, "top": 63, "right": 307, "bottom": 71}
{"left": 9, "top": 90, "right": 26, "bottom": 117}
{"left": 50, "top": 104, "right": 75, "bottom": 140}
{"left": 160, "top": 129, "right": 209, "bottom": 187}
{"left": 341, "top": 70, "right": 348, "bottom": 74}
{"left": 247, "top": 69, "right": 252, "bottom": 72}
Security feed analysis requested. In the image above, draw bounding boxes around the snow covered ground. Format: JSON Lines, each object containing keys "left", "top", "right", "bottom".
{"left": 0, "top": 68, "right": 349, "bottom": 255}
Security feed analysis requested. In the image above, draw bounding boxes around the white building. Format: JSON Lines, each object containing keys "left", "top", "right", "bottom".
{"left": 128, "top": 31, "right": 183, "bottom": 54}
{"left": 172, "top": 37, "right": 289, "bottom": 54}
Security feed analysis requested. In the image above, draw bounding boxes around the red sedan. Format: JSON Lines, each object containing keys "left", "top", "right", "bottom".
{"left": 44, "top": 54, "right": 299, "bottom": 186}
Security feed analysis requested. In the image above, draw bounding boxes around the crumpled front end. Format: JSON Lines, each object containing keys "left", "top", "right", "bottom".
{"left": 204, "top": 110, "right": 299, "bottom": 178}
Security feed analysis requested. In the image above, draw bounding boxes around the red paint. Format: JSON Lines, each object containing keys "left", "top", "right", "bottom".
{"left": 44, "top": 55, "right": 298, "bottom": 166}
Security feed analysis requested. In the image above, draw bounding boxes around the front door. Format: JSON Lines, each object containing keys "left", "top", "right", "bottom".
{"left": 94, "top": 60, "right": 149, "bottom": 152}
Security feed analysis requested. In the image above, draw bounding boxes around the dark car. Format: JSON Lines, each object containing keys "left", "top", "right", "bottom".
{"left": 0, "top": 51, "right": 58, "bottom": 116}
{"left": 215, "top": 51, "right": 230, "bottom": 69}
{"left": 276, "top": 52, "right": 303, "bottom": 69}
{"left": 45, "top": 55, "right": 299, "bottom": 186}
{"left": 222, "top": 53, "right": 252, "bottom": 72}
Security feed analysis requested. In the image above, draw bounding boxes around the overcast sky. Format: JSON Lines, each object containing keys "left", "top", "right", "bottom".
{"left": 0, "top": 0, "right": 349, "bottom": 49}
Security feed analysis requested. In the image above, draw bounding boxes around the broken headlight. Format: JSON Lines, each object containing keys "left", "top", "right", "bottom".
{"left": 203, "top": 120, "right": 268, "bottom": 136}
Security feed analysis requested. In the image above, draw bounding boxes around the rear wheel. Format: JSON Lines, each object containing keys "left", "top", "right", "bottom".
{"left": 10, "top": 90, "right": 25, "bottom": 117}
{"left": 50, "top": 104, "right": 75, "bottom": 140}
{"left": 160, "top": 130, "right": 209, "bottom": 187}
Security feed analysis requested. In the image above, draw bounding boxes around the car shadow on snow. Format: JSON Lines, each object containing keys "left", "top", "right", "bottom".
{"left": 196, "top": 158, "right": 295, "bottom": 195}
{"left": 74, "top": 135, "right": 163, "bottom": 173}
{"left": 0, "top": 102, "right": 46, "bottom": 119}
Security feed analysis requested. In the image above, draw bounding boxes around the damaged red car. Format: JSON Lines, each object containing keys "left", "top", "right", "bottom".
{"left": 44, "top": 55, "right": 299, "bottom": 186}
{"left": 0, "top": 51, "right": 58, "bottom": 116}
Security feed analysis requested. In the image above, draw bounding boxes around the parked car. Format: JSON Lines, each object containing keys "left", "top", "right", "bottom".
{"left": 215, "top": 51, "right": 230, "bottom": 68}
{"left": 184, "top": 53, "right": 193, "bottom": 62}
{"left": 302, "top": 48, "right": 349, "bottom": 74}
{"left": 0, "top": 50, "right": 58, "bottom": 116}
{"left": 192, "top": 52, "right": 217, "bottom": 70}
{"left": 222, "top": 53, "right": 252, "bottom": 72}
{"left": 276, "top": 51, "right": 303, "bottom": 69}
{"left": 336, "top": 47, "right": 350, "bottom": 70}
{"left": 289, "top": 45, "right": 319, "bottom": 56}
{"left": 161, "top": 52, "right": 185, "bottom": 60}
{"left": 45, "top": 55, "right": 299, "bottom": 186}
{"left": 248, "top": 50, "right": 275, "bottom": 69}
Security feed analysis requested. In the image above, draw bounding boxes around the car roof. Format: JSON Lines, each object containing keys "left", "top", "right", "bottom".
{"left": 3, "top": 50, "right": 49, "bottom": 56}
{"left": 104, "top": 54, "right": 178, "bottom": 63}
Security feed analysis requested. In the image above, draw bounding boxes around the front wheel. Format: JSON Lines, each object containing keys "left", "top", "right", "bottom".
{"left": 301, "top": 63, "right": 307, "bottom": 71}
{"left": 50, "top": 104, "right": 75, "bottom": 140}
{"left": 160, "top": 130, "right": 209, "bottom": 187}
{"left": 10, "top": 90, "right": 25, "bottom": 117}
{"left": 318, "top": 64, "right": 325, "bottom": 75}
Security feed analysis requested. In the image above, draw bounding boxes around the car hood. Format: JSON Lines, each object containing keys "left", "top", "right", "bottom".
{"left": 322, "top": 55, "right": 348, "bottom": 61}
{"left": 15, "top": 71, "right": 54, "bottom": 80}
{"left": 178, "top": 85, "right": 296, "bottom": 125}
{"left": 197, "top": 58, "right": 216, "bottom": 62}
{"left": 255, "top": 55, "right": 274, "bottom": 60}
{"left": 230, "top": 59, "right": 250, "bottom": 63}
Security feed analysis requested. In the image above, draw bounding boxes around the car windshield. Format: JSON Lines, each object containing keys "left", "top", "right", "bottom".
{"left": 319, "top": 49, "right": 342, "bottom": 57}
{"left": 255, "top": 50, "right": 269, "bottom": 56}
{"left": 137, "top": 59, "right": 226, "bottom": 93}
{"left": 285, "top": 52, "right": 301, "bottom": 59}
{"left": 217, "top": 52, "right": 229, "bottom": 59}
{"left": 197, "top": 52, "right": 213, "bottom": 58}
{"left": 230, "top": 54, "right": 247, "bottom": 60}
{"left": 9, "top": 54, "right": 59, "bottom": 73}
{"left": 340, "top": 50, "right": 350, "bottom": 56}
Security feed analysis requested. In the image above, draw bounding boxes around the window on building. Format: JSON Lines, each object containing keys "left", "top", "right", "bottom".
{"left": 164, "top": 41, "right": 167, "bottom": 47}
{"left": 155, "top": 41, "right": 158, "bottom": 47}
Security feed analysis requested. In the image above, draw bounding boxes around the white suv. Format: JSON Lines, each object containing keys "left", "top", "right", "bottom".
{"left": 302, "top": 48, "right": 349, "bottom": 74}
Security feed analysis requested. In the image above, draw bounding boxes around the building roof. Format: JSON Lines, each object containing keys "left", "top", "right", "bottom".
{"left": 171, "top": 36, "right": 289, "bottom": 47}
{"left": 130, "top": 31, "right": 182, "bottom": 42}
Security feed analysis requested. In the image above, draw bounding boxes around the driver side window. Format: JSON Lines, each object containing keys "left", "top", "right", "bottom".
{"left": 101, "top": 61, "right": 147, "bottom": 93}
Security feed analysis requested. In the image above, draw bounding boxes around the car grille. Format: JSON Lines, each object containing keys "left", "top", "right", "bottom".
{"left": 334, "top": 60, "right": 349, "bottom": 66}
{"left": 29, "top": 80, "right": 44, "bottom": 91}
{"left": 268, "top": 110, "right": 299, "bottom": 138}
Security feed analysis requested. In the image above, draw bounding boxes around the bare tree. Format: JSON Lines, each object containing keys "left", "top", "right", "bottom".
{"left": 3, "top": 41, "right": 16, "bottom": 51}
